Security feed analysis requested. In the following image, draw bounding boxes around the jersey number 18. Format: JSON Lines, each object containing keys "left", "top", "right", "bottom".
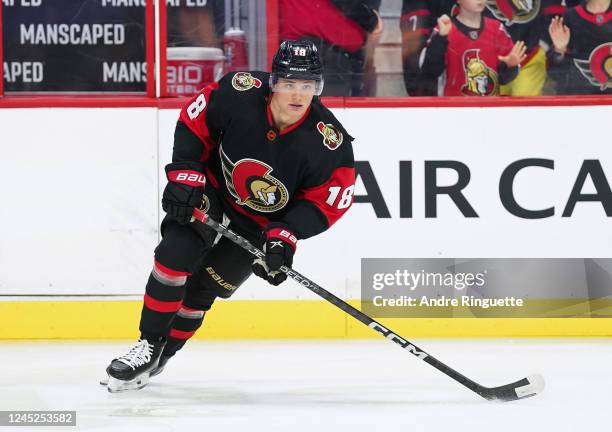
{"left": 187, "top": 94, "right": 207, "bottom": 120}
{"left": 326, "top": 185, "right": 354, "bottom": 210}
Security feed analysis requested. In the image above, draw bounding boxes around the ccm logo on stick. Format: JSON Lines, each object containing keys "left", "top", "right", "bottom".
{"left": 368, "top": 323, "right": 428, "bottom": 359}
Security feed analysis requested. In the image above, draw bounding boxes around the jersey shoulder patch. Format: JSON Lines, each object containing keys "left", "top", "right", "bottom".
{"left": 316, "top": 121, "right": 344, "bottom": 150}
{"left": 228, "top": 71, "right": 269, "bottom": 92}
{"left": 309, "top": 100, "right": 354, "bottom": 151}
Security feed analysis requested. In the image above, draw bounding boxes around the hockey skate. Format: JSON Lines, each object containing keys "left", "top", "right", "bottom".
{"left": 104, "top": 339, "right": 165, "bottom": 393}
{"left": 149, "top": 354, "right": 171, "bottom": 377}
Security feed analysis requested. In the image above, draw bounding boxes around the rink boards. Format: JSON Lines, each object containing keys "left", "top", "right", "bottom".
{"left": 0, "top": 99, "right": 611, "bottom": 338}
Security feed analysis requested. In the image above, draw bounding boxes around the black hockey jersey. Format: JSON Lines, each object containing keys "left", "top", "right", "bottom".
{"left": 549, "top": 2, "right": 611, "bottom": 94}
{"left": 173, "top": 71, "right": 356, "bottom": 240}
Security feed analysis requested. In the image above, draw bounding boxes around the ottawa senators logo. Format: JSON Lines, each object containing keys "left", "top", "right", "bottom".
{"left": 461, "top": 49, "right": 499, "bottom": 96}
{"left": 486, "top": 0, "right": 540, "bottom": 25}
{"left": 220, "top": 146, "right": 289, "bottom": 213}
{"left": 316, "top": 122, "right": 343, "bottom": 150}
{"left": 574, "top": 43, "right": 612, "bottom": 90}
{"left": 199, "top": 194, "right": 210, "bottom": 214}
{"left": 231, "top": 72, "right": 262, "bottom": 91}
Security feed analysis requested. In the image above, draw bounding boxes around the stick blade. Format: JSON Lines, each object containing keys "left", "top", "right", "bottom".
{"left": 483, "top": 374, "right": 545, "bottom": 402}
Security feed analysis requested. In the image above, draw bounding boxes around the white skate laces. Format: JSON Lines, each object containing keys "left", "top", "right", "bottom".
{"left": 115, "top": 339, "right": 153, "bottom": 370}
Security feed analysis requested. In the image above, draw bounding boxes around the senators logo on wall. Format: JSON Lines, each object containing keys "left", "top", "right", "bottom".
{"left": 486, "top": 0, "right": 540, "bottom": 25}
{"left": 574, "top": 43, "right": 612, "bottom": 90}
{"left": 231, "top": 72, "right": 262, "bottom": 91}
{"left": 220, "top": 146, "right": 289, "bottom": 213}
{"left": 461, "top": 49, "right": 499, "bottom": 96}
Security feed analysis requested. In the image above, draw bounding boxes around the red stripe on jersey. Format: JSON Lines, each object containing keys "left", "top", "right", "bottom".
{"left": 542, "top": 5, "right": 566, "bottom": 16}
{"left": 400, "top": 9, "right": 430, "bottom": 21}
{"left": 575, "top": 5, "right": 612, "bottom": 25}
{"left": 294, "top": 166, "right": 356, "bottom": 227}
{"left": 154, "top": 260, "right": 190, "bottom": 277}
{"left": 169, "top": 328, "right": 196, "bottom": 340}
{"left": 144, "top": 294, "right": 182, "bottom": 313}
{"left": 179, "top": 81, "right": 220, "bottom": 162}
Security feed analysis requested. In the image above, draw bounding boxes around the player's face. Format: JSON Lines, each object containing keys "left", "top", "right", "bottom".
{"left": 271, "top": 78, "right": 316, "bottom": 119}
{"left": 458, "top": 0, "right": 486, "bottom": 13}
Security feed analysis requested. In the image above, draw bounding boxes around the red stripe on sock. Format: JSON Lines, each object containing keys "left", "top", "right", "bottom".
{"left": 169, "top": 328, "right": 196, "bottom": 340}
{"left": 144, "top": 294, "right": 182, "bottom": 313}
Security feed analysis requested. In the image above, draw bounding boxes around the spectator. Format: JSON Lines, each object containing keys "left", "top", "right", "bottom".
{"left": 402, "top": 0, "right": 574, "bottom": 97}
{"left": 420, "top": 0, "right": 527, "bottom": 96}
{"left": 540, "top": 0, "right": 582, "bottom": 94}
{"left": 279, "top": 0, "right": 383, "bottom": 96}
{"left": 485, "top": 0, "right": 566, "bottom": 96}
{"left": 401, "top": 0, "right": 455, "bottom": 96}
{"left": 167, "top": 0, "right": 225, "bottom": 48}
{"left": 548, "top": 1, "right": 611, "bottom": 95}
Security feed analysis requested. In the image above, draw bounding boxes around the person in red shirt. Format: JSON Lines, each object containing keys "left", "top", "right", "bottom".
{"left": 279, "top": 0, "right": 382, "bottom": 96}
{"left": 420, "top": 0, "right": 527, "bottom": 96}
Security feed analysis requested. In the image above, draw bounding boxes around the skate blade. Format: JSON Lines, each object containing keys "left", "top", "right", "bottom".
{"left": 106, "top": 374, "right": 150, "bottom": 393}
{"left": 149, "top": 365, "right": 165, "bottom": 378}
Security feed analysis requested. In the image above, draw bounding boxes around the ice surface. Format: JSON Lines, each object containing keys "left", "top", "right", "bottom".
{"left": 0, "top": 339, "right": 609, "bottom": 431}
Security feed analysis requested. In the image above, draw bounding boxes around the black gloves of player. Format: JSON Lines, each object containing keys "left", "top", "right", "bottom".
{"left": 162, "top": 161, "right": 206, "bottom": 224}
{"left": 252, "top": 223, "right": 297, "bottom": 286}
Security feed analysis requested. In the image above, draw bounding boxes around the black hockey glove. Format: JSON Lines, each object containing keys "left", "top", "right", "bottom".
{"left": 162, "top": 161, "right": 206, "bottom": 224}
{"left": 252, "top": 223, "right": 297, "bottom": 286}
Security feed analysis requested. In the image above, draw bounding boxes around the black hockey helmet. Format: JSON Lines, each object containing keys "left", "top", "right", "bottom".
{"left": 270, "top": 39, "right": 324, "bottom": 95}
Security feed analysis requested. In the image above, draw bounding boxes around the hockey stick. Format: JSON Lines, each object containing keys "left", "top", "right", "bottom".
{"left": 191, "top": 208, "right": 545, "bottom": 402}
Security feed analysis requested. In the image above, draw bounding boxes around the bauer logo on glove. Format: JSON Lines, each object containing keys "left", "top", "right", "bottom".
{"left": 162, "top": 161, "right": 206, "bottom": 224}
{"left": 170, "top": 171, "right": 206, "bottom": 186}
{"left": 252, "top": 223, "right": 297, "bottom": 286}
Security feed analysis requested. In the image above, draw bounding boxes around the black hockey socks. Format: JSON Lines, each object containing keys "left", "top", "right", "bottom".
{"left": 163, "top": 305, "right": 206, "bottom": 357}
{"left": 139, "top": 260, "right": 190, "bottom": 339}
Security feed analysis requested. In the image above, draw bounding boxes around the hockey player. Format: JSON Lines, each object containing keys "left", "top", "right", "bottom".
{"left": 548, "top": 0, "right": 611, "bottom": 94}
{"left": 103, "top": 40, "right": 356, "bottom": 392}
{"left": 420, "top": 0, "right": 527, "bottom": 96}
